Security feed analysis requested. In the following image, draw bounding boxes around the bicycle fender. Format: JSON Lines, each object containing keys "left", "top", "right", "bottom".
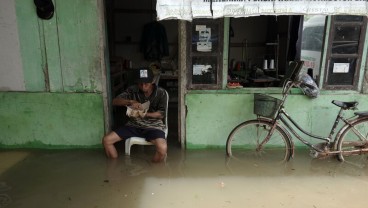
{"left": 354, "top": 111, "right": 368, "bottom": 117}
{"left": 334, "top": 116, "right": 368, "bottom": 150}
{"left": 253, "top": 118, "right": 295, "bottom": 159}
{"left": 276, "top": 121, "right": 295, "bottom": 159}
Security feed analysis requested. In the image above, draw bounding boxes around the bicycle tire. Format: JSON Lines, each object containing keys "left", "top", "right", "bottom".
{"left": 336, "top": 117, "right": 368, "bottom": 166}
{"left": 226, "top": 120, "right": 292, "bottom": 163}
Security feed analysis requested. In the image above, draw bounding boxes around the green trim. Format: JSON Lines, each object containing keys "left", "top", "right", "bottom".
{"left": 187, "top": 86, "right": 362, "bottom": 95}
{"left": 318, "top": 15, "right": 331, "bottom": 88}
{"left": 358, "top": 21, "right": 368, "bottom": 93}
{"left": 187, "top": 87, "right": 283, "bottom": 94}
{"left": 222, "top": 17, "right": 230, "bottom": 89}
{"left": 319, "top": 90, "right": 360, "bottom": 95}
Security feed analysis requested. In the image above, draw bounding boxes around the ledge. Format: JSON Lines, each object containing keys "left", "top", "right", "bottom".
{"left": 186, "top": 87, "right": 363, "bottom": 95}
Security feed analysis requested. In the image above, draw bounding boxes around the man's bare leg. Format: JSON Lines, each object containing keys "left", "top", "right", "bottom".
{"left": 151, "top": 138, "right": 167, "bottom": 163}
{"left": 102, "top": 132, "right": 122, "bottom": 159}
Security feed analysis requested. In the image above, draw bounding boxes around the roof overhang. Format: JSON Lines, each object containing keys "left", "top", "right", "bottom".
{"left": 157, "top": 0, "right": 368, "bottom": 21}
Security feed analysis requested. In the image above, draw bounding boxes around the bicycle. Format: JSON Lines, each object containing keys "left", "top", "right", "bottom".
{"left": 226, "top": 61, "right": 368, "bottom": 166}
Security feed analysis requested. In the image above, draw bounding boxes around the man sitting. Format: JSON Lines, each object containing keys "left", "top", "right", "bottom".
{"left": 102, "top": 68, "right": 168, "bottom": 162}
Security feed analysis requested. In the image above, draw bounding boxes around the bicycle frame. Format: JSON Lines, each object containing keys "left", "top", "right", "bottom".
{"left": 227, "top": 61, "right": 368, "bottom": 162}
{"left": 269, "top": 80, "right": 366, "bottom": 154}
{"left": 276, "top": 107, "right": 347, "bottom": 152}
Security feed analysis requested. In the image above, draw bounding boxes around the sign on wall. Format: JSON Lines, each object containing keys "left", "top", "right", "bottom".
{"left": 157, "top": 0, "right": 368, "bottom": 20}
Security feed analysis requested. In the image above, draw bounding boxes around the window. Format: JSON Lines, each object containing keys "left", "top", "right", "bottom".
{"left": 186, "top": 15, "right": 366, "bottom": 90}
{"left": 187, "top": 19, "right": 224, "bottom": 89}
{"left": 323, "top": 15, "right": 367, "bottom": 90}
{"left": 300, "top": 15, "right": 327, "bottom": 80}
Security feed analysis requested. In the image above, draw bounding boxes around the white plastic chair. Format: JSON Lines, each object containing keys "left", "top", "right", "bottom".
{"left": 124, "top": 89, "right": 169, "bottom": 155}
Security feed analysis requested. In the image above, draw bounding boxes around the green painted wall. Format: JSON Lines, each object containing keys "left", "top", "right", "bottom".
{"left": 0, "top": 0, "right": 107, "bottom": 148}
{"left": 185, "top": 90, "right": 368, "bottom": 149}
{"left": 0, "top": 92, "right": 104, "bottom": 148}
{"left": 56, "top": 0, "right": 102, "bottom": 92}
{"left": 16, "top": 0, "right": 45, "bottom": 91}
{"left": 16, "top": 0, "right": 103, "bottom": 93}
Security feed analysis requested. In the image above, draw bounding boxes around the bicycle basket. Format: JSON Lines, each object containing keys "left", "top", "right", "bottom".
{"left": 254, "top": 94, "right": 282, "bottom": 118}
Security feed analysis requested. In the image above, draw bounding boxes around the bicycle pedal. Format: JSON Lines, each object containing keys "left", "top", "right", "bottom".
{"left": 309, "top": 149, "right": 330, "bottom": 159}
{"left": 314, "top": 142, "right": 329, "bottom": 150}
{"left": 309, "top": 150, "right": 319, "bottom": 158}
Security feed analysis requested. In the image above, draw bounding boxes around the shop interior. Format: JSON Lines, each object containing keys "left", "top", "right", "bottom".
{"left": 105, "top": 0, "right": 180, "bottom": 143}
{"left": 227, "top": 15, "right": 302, "bottom": 88}
{"left": 105, "top": 0, "right": 305, "bottom": 140}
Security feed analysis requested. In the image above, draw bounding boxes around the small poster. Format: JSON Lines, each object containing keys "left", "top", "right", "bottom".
{"left": 193, "top": 64, "right": 212, "bottom": 75}
{"left": 196, "top": 26, "right": 212, "bottom": 52}
{"left": 333, "top": 63, "right": 349, "bottom": 73}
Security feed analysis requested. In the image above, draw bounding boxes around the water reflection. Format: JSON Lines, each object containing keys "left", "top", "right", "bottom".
{"left": 226, "top": 149, "right": 368, "bottom": 177}
{"left": 0, "top": 148, "right": 367, "bottom": 208}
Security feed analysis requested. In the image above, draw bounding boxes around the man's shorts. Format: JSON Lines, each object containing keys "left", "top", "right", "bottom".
{"left": 114, "top": 126, "right": 165, "bottom": 141}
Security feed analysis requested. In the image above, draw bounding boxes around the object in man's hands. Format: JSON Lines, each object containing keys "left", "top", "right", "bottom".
{"left": 126, "top": 101, "right": 150, "bottom": 118}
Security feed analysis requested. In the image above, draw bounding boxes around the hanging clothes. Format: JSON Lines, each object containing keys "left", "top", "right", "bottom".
{"left": 140, "top": 21, "right": 169, "bottom": 61}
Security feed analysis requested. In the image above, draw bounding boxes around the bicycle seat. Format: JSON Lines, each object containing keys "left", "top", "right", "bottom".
{"left": 332, "top": 100, "right": 358, "bottom": 110}
{"left": 355, "top": 111, "right": 368, "bottom": 117}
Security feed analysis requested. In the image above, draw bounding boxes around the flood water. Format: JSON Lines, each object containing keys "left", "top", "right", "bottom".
{"left": 1, "top": 145, "right": 367, "bottom": 208}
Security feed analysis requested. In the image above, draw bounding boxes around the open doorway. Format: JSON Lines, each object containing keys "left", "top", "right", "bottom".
{"left": 105, "top": 0, "right": 179, "bottom": 146}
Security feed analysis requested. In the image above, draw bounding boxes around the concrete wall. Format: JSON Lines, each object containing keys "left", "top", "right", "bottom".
{"left": 0, "top": 0, "right": 106, "bottom": 148}
{"left": 0, "top": 0, "right": 25, "bottom": 91}
{"left": 0, "top": 92, "right": 104, "bottom": 147}
{"left": 185, "top": 90, "right": 368, "bottom": 149}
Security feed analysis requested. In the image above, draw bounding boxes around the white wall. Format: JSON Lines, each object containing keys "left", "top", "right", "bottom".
{"left": 0, "top": 0, "right": 25, "bottom": 91}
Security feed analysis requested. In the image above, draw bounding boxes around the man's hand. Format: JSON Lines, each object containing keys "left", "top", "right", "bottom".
{"left": 130, "top": 101, "right": 142, "bottom": 110}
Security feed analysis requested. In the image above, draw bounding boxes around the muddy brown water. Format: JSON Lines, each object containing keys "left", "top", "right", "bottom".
{"left": 0, "top": 146, "right": 367, "bottom": 208}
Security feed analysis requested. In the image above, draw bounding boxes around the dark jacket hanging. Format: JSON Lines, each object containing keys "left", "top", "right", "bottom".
{"left": 140, "top": 21, "right": 169, "bottom": 61}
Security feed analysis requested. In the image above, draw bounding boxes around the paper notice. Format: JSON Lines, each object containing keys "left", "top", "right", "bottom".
{"left": 333, "top": 63, "right": 349, "bottom": 73}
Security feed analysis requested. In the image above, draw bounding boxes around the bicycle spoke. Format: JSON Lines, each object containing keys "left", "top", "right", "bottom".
{"left": 226, "top": 120, "right": 291, "bottom": 163}
{"left": 337, "top": 118, "right": 368, "bottom": 167}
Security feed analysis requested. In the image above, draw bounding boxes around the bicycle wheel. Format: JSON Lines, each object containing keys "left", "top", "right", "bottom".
{"left": 336, "top": 118, "right": 368, "bottom": 166}
{"left": 226, "top": 120, "right": 292, "bottom": 163}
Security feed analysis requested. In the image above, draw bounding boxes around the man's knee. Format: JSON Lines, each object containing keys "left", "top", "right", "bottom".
{"left": 102, "top": 132, "right": 121, "bottom": 145}
{"left": 102, "top": 136, "right": 108, "bottom": 146}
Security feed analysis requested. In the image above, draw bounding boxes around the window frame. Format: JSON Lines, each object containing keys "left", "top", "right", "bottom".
{"left": 186, "top": 19, "right": 224, "bottom": 90}
{"left": 323, "top": 16, "right": 367, "bottom": 90}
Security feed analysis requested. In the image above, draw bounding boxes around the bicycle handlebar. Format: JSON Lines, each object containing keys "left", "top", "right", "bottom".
{"left": 282, "top": 80, "right": 297, "bottom": 96}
